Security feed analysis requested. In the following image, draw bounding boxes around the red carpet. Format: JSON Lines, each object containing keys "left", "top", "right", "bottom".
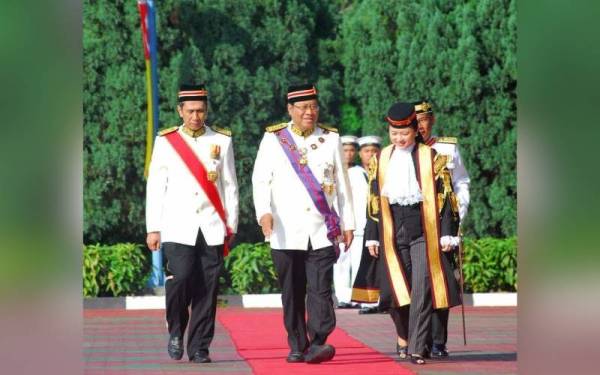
{"left": 218, "top": 308, "right": 414, "bottom": 374}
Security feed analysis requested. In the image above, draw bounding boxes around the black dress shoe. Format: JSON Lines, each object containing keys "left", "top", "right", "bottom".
{"left": 431, "top": 344, "right": 448, "bottom": 357}
{"left": 167, "top": 337, "right": 183, "bottom": 360}
{"left": 190, "top": 351, "right": 212, "bottom": 363}
{"left": 286, "top": 351, "right": 305, "bottom": 363}
{"left": 337, "top": 302, "right": 353, "bottom": 309}
{"left": 305, "top": 344, "right": 335, "bottom": 364}
{"left": 358, "top": 306, "right": 379, "bottom": 314}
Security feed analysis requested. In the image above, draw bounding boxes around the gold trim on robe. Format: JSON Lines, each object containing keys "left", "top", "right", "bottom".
{"left": 416, "top": 144, "right": 450, "bottom": 309}
{"left": 378, "top": 145, "right": 412, "bottom": 307}
{"left": 351, "top": 287, "right": 380, "bottom": 303}
{"left": 377, "top": 143, "right": 450, "bottom": 309}
{"left": 367, "top": 155, "right": 380, "bottom": 222}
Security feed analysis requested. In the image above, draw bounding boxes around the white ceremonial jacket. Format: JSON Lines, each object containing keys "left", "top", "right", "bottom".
{"left": 252, "top": 121, "right": 355, "bottom": 250}
{"left": 146, "top": 125, "right": 239, "bottom": 246}
{"left": 347, "top": 165, "right": 369, "bottom": 236}
{"left": 430, "top": 137, "right": 471, "bottom": 220}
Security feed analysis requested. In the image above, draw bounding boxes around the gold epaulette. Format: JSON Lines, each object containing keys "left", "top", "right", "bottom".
{"left": 210, "top": 125, "right": 232, "bottom": 137}
{"left": 433, "top": 154, "right": 449, "bottom": 176}
{"left": 265, "top": 122, "right": 287, "bottom": 133}
{"left": 158, "top": 126, "right": 179, "bottom": 136}
{"left": 317, "top": 123, "right": 338, "bottom": 133}
{"left": 437, "top": 136, "right": 457, "bottom": 144}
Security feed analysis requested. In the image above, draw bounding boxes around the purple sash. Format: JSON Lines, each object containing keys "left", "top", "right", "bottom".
{"left": 275, "top": 127, "right": 342, "bottom": 256}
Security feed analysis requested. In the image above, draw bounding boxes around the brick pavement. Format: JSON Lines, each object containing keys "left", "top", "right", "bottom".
{"left": 83, "top": 306, "right": 516, "bottom": 374}
{"left": 335, "top": 306, "right": 517, "bottom": 374}
{"left": 83, "top": 309, "right": 251, "bottom": 374}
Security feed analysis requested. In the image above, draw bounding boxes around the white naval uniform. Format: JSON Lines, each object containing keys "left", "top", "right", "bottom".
{"left": 334, "top": 165, "right": 369, "bottom": 303}
{"left": 146, "top": 125, "right": 239, "bottom": 246}
{"left": 252, "top": 121, "right": 355, "bottom": 250}
{"left": 429, "top": 137, "right": 470, "bottom": 220}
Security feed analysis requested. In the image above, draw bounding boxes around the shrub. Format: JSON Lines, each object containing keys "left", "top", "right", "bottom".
{"left": 462, "top": 236, "right": 517, "bottom": 292}
{"left": 83, "top": 237, "right": 517, "bottom": 296}
{"left": 83, "top": 243, "right": 151, "bottom": 297}
{"left": 221, "top": 242, "right": 280, "bottom": 294}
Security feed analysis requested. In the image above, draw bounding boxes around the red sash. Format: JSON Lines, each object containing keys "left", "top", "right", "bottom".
{"left": 164, "top": 131, "right": 233, "bottom": 256}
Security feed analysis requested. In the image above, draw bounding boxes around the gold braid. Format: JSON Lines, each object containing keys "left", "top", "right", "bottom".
{"left": 434, "top": 154, "right": 459, "bottom": 215}
{"left": 367, "top": 155, "right": 380, "bottom": 222}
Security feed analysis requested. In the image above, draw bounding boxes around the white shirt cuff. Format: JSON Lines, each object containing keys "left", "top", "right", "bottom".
{"left": 440, "top": 236, "right": 460, "bottom": 248}
{"left": 365, "top": 240, "right": 380, "bottom": 247}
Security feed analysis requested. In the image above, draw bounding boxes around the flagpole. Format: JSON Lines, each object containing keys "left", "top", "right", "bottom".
{"left": 148, "top": 0, "right": 160, "bottom": 138}
{"left": 138, "top": 0, "right": 164, "bottom": 288}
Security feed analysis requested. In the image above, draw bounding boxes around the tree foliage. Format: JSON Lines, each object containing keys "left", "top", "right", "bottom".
{"left": 340, "top": 0, "right": 516, "bottom": 237}
{"left": 84, "top": 0, "right": 516, "bottom": 244}
{"left": 84, "top": 0, "right": 344, "bottom": 244}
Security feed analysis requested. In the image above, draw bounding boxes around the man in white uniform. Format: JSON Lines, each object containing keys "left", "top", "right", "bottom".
{"left": 146, "top": 84, "right": 239, "bottom": 364}
{"left": 333, "top": 135, "right": 359, "bottom": 308}
{"left": 252, "top": 83, "right": 355, "bottom": 364}
{"left": 414, "top": 100, "right": 470, "bottom": 357}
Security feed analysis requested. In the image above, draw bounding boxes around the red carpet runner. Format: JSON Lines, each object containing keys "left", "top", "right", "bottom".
{"left": 218, "top": 308, "right": 414, "bottom": 374}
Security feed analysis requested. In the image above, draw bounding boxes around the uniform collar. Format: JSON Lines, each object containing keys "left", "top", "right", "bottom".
{"left": 290, "top": 123, "right": 315, "bottom": 138}
{"left": 181, "top": 125, "right": 206, "bottom": 138}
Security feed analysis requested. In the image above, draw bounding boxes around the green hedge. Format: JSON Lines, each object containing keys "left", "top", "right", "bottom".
{"left": 83, "top": 243, "right": 151, "bottom": 297}
{"left": 462, "top": 237, "right": 517, "bottom": 292}
{"left": 220, "top": 238, "right": 517, "bottom": 294}
{"left": 83, "top": 237, "right": 516, "bottom": 296}
{"left": 220, "top": 242, "right": 280, "bottom": 295}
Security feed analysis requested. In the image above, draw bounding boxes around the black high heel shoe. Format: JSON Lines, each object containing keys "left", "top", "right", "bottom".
{"left": 396, "top": 343, "right": 408, "bottom": 359}
{"left": 410, "top": 354, "right": 426, "bottom": 365}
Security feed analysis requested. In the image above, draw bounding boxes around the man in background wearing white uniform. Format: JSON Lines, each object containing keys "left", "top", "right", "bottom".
{"left": 414, "top": 100, "right": 470, "bottom": 358}
{"left": 333, "top": 135, "right": 360, "bottom": 308}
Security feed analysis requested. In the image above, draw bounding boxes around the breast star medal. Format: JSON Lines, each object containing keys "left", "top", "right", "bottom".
{"left": 321, "top": 163, "right": 335, "bottom": 195}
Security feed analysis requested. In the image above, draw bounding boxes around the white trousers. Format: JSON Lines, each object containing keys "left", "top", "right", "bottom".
{"left": 333, "top": 234, "right": 364, "bottom": 304}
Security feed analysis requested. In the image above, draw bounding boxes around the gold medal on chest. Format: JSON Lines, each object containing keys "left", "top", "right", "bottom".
{"left": 210, "top": 144, "right": 221, "bottom": 159}
{"left": 207, "top": 171, "right": 218, "bottom": 182}
{"left": 299, "top": 147, "right": 308, "bottom": 165}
